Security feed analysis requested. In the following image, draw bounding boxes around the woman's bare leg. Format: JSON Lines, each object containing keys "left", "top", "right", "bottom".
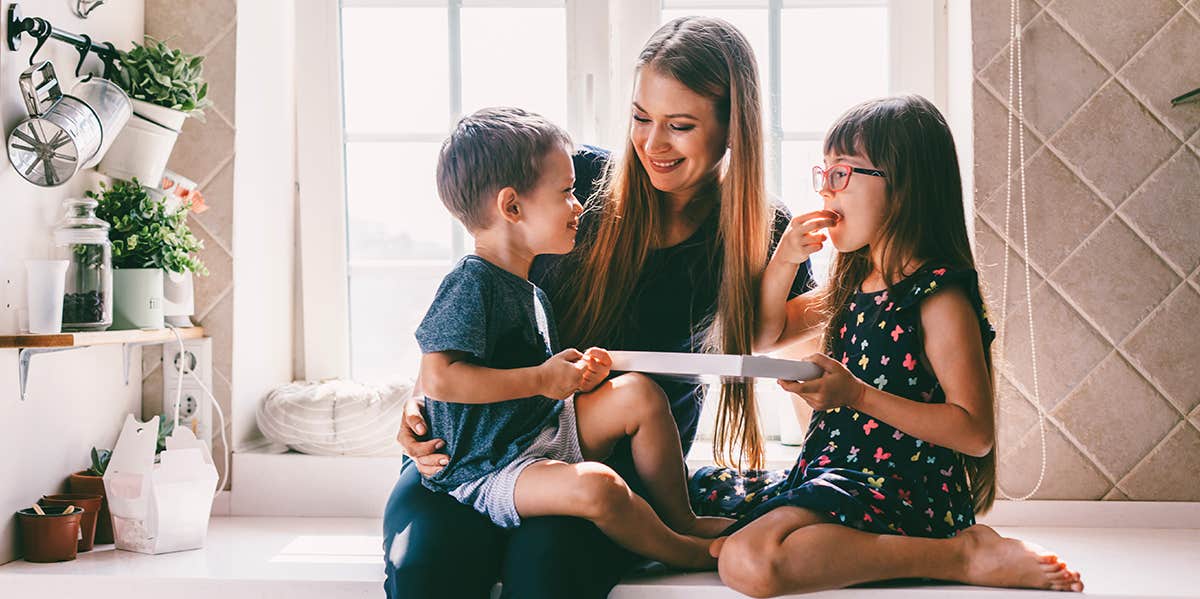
{"left": 575, "top": 373, "right": 732, "bottom": 537}
{"left": 715, "top": 506, "right": 1083, "bottom": 597}
{"left": 513, "top": 460, "right": 715, "bottom": 569}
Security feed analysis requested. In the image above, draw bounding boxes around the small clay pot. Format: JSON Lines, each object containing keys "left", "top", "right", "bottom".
{"left": 68, "top": 471, "right": 112, "bottom": 544}
{"left": 16, "top": 505, "right": 83, "bottom": 562}
{"left": 40, "top": 494, "right": 103, "bottom": 552}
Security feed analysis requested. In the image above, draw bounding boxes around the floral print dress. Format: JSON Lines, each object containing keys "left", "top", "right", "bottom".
{"left": 691, "top": 265, "right": 995, "bottom": 538}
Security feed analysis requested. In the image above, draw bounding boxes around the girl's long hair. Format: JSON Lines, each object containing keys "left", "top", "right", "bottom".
{"left": 816, "top": 94, "right": 997, "bottom": 514}
{"left": 556, "top": 17, "right": 772, "bottom": 469}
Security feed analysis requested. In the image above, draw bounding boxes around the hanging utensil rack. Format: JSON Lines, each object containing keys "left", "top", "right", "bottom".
{"left": 7, "top": 3, "right": 120, "bottom": 78}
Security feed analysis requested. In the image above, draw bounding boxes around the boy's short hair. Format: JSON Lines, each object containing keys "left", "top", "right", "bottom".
{"left": 436, "top": 107, "right": 573, "bottom": 231}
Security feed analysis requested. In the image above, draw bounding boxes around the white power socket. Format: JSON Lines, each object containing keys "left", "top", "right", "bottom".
{"left": 162, "top": 337, "right": 213, "bottom": 446}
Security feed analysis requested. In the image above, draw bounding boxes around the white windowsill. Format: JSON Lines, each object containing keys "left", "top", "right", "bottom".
{"left": 1, "top": 516, "right": 1197, "bottom": 599}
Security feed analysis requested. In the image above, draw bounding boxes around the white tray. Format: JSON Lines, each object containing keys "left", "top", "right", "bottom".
{"left": 609, "top": 351, "right": 824, "bottom": 381}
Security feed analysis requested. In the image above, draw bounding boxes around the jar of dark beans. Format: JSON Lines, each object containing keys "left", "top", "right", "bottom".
{"left": 54, "top": 198, "right": 112, "bottom": 331}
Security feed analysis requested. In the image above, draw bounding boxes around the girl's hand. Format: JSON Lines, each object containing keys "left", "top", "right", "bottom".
{"left": 778, "top": 353, "right": 867, "bottom": 412}
{"left": 773, "top": 210, "right": 839, "bottom": 265}
{"left": 579, "top": 347, "right": 612, "bottom": 392}
{"left": 539, "top": 348, "right": 586, "bottom": 400}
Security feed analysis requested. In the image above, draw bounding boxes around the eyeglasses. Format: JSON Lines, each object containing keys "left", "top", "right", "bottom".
{"left": 812, "top": 163, "right": 886, "bottom": 193}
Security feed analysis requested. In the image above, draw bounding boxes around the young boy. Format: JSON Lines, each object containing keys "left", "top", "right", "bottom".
{"left": 415, "top": 107, "right": 729, "bottom": 569}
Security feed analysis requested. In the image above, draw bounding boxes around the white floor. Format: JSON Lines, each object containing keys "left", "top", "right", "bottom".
{"left": 1, "top": 517, "right": 1197, "bottom": 598}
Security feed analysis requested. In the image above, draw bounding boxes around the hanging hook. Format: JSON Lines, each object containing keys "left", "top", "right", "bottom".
{"left": 72, "top": 0, "right": 106, "bottom": 19}
{"left": 100, "top": 41, "right": 120, "bottom": 80}
{"left": 73, "top": 33, "right": 92, "bottom": 77}
{"left": 28, "top": 18, "right": 51, "bottom": 66}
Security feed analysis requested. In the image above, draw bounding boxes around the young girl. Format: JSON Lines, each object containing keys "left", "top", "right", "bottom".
{"left": 703, "top": 95, "right": 1083, "bottom": 595}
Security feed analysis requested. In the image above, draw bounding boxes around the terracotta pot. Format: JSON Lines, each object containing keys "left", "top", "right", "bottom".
{"left": 40, "top": 493, "right": 102, "bottom": 552}
{"left": 68, "top": 472, "right": 112, "bottom": 544}
{"left": 16, "top": 506, "right": 82, "bottom": 562}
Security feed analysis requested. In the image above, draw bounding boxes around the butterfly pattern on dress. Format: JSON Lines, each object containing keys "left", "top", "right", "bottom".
{"left": 691, "top": 265, "right": 996, "bottom": 539}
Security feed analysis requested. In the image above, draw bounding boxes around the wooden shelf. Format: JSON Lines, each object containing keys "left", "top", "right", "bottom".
{"left": 0, "top": 327, "right": 205, "bottom": 349}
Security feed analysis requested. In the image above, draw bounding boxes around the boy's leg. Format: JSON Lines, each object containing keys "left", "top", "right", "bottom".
{"left": 512, "top": 459, "right": 715, "bottom": 570}
{"left": 574, "top": 373, "right": 732, "bottom": 536}
{"left": 716, "top": 506, "right": 1083, "bottom": 597}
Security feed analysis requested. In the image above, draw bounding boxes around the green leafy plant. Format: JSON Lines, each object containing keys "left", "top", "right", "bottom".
{"left": 114, "top": 35, "right": 211, "bottom": 118}
{"left": 90, "top": 178, "right": 208, "bottom": 275}
{"left": 86, "top": 447, "right": 111, "bottom": 476}
{"left": 87, "top": 418, "right": 177, "bottom": 475}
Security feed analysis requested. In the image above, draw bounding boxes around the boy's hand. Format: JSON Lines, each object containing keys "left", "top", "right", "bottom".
{"left": 777, "top": 353, "right": 867, "bottom": 412}
{"left": 539, "top": 348, "right": 585, "bottom": 400}
{"left": 579, "top": 347, "right": 612, "bottom": 392}
{"left": 773, "top": 210, "right": 838, "bottom": 265}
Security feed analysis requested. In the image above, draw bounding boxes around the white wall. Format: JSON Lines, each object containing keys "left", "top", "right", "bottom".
{"left": 0, "top": 0, "right": 144, "bottom": 565}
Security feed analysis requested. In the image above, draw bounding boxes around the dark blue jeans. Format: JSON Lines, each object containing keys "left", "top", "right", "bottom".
{"left": 382, "top": 380, "right": 702, "bottom": 598}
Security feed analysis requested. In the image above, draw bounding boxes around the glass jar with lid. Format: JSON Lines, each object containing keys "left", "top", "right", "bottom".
{"left": 54, "top": 197, "right": 113, "bottom": 331}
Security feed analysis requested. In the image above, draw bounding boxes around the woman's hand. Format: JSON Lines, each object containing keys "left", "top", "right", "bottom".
{"left": 396, "top": 392, "right": 450, "bottom": 476}
{"left": 538, "top": 348, "right": 587, "bottom": 400}
{"left": 579, "top": 347, "right": 612, "bottom": 392}
{"left": 778, "top": 353, "right": 867, "bottom": 412}
{"left": 773, "top": 210, "right": 838, "bottom": 265}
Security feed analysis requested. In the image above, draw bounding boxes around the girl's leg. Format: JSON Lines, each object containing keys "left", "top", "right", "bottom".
{"left": 574, "top": 373, "right": 732, "bottom": 537}
{"left": 715, "top": 506, "right": 1083, "bottom": 598}
{"left": 513, "top": 460, "right": 715, "bottom": 570}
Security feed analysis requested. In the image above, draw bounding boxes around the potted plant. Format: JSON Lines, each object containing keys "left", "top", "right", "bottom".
{"left": 67, "top": 419, "right": 176, "bottom": 545}
{"left": 16, "top": 504, "right": 84, "bottom": 562}
{"left": 91, "top": 178, "right": 208, "bottom": 330}
{"left": 98, "top": 35, "right": 211, "bottom": 185}
{"left": 67, "top": 448, "right": 114, "bottom": 544}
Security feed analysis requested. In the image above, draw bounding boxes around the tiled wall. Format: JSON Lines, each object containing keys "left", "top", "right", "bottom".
{"left": 973, "top": 0, "right": 1200, "bottom": 499}
{"left": 141, "top": 0, "right": 237, "bottom": 489}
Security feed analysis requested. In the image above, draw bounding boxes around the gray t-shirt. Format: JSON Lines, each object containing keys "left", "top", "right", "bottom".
{"left": 414, "top": 255, "right": 563, "bottom": 493}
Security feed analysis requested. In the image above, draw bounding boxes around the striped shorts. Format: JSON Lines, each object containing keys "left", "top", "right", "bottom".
{"left": 448, "top": 397, "right": 584, "bottom": 528}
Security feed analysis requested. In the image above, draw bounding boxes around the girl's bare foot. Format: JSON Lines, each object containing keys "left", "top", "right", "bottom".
{"left": 958, "top": 525, "right": 1084, "bottom": 592}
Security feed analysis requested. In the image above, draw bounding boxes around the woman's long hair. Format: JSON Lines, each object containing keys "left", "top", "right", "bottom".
{"left": 816, "top": 94, "right": 997, "bottom": 514}
{"left": 556, "top": 17, "right": 772, "bottom": 469}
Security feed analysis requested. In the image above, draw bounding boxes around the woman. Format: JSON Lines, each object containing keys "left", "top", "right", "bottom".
{"left": 384, "top": 17, "right": 814, "bottom": 598}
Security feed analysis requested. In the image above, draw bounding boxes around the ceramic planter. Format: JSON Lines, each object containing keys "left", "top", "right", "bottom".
{"left": 112, "top": 268, "right": 164, "bottom": 330}
{"left": 96, "top": 99, "right": 187, "bottom": 186}
{"left": 68, "top": 471, "right": 113, "bottom": 544}
{"left": 16, "top": 505, "right": 83, "bottom": 562}
{"left": 40, "top": 493, "right": 103, "bottom": 552}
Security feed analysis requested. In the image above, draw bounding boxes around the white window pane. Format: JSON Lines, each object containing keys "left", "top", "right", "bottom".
{"left": 661, "top": 9, "right": 770, "bottom": 101}
{"left": 342, "top": 8, "right": 450, "bottom": 135}
{"left": 782, "top": 140, "right": 833, "bottom": 286}
{"left": 461, "top": 8, "right": 567, "bottom": 126}
{"left": 780, "top": 7, "right": 888, "bottom": 133}
{"left": 345, "top": 142, "right": 453, "bottom": 261}
{"left": 350, "top": 264, "right": 452, "bottom": 383}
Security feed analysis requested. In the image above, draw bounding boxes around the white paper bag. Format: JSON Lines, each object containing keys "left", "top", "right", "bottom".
{"left": 103, "top": 415, "right": 218, "bottom": 554}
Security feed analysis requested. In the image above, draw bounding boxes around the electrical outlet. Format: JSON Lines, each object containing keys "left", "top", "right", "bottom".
{"left": 162, "top": 337, "right": 213, "bottom": 446}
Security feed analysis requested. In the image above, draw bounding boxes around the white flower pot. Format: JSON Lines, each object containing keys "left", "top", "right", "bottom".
{"left": 96, "top": 99, "right": 187, "bottom": 186}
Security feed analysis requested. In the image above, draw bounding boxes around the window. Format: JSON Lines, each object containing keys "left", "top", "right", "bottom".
{"left": 297, "top": 1, "right": 954, "bottom": 438}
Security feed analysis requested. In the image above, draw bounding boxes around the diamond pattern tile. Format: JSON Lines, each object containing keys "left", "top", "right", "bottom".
{"left": 1120, "top": 11, "right": 1200, "bottom": 141}
{"left": 996, "top": 283, "right": 1110, "bottom": 409}
{"left": 1120, "top": 148, "right": 1200, "bottom": 273}
{"left": 999, "top": 422, "right": 1111, "bottom": 499}
{"left": 978, "top": 11, "right": 1108, "bottom": 139}
{"left": 1052, "top": 354, "right": 1180, "bottom": 479}
{"left": 146, "top": 0, "right": 237, "bottom": 55}
{"left": 975, "top": 0, "right": 1199, "bottom": 500}
{"left": 972, "top": 81, "right": 1042, "bottom": 202}
{"left": 974, "top": 218, "right": 1046, "bottom": 321}
{"left": 191, "top": 213, "right": 233, "bottom": 330}
{"left": 1052, "top": 217, "right": 1180, "bottom": 342}
{"left": 1047, "top": 0, "right": 1179, "bottom": 70}
{"left": 1122, "top": 285, "right": 1200, "bottom": 414}
{"left": 977, "top": 146, "right": 1109, "bottom": 273}
{"left": 203, "top": 28, "right": 237, "bottom": 127}
{"left": 1051, "top": 81, "right": 1180, "bottom": 207}
{"left": 972, "top": 0, "right": 1042, "bottom": 71}
{"left": 1119, "top": 424, "right": 1200, "bottom": 499}
{"left": 194, "top": 159, "right": 235, "bottom": 253}
{"left": 170, "top": 116, "right": 236, "bottom": 187}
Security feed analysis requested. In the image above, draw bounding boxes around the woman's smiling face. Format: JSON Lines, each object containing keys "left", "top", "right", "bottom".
{"left": 629, "top": 67, "right": 729, "bottom": 199}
